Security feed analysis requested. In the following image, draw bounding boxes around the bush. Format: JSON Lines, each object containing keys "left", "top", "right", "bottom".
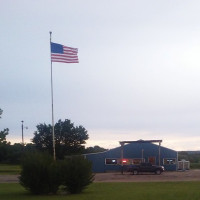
{"left": 19, "top": 153, "right": 94, "bottom": 195}
{"left": 61, "top": 156, "right": 94, "bottom": 194}
{"left": 19, "top": 152, "right": 61, "bottom": 195}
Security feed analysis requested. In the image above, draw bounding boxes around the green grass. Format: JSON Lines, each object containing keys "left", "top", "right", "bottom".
{"left": 0, "top": 182, "right": 200, "bottom": 200}
{"left": 0, "top": 164, "right": 21, "bottom": 175}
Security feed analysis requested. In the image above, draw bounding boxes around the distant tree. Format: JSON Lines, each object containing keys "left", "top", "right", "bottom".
{"left": 32, "top": 119, "right": 89, "bottom": 159}
{"left": 0, "top": 128, "right": 9, "bottom": 144}
{"left": 24, "top": 143, "right": 37, "bottom": 152}
{"left": 0, "top": 109, "right": 11, "bottom": 162}
{"left": 0, "top": 108, "right": 2, "bottom": 118}
{"left": 178, "top": 151, "right": 200, "bottom": 164}
{"left": 0, "top": 128, "right": 10, "bottom": 162}
{"left": 5, "top": 143, "right": 37, "bottom": 164}
{"left": 7, "top": 143, "right": 23, "bottom": 164}
{"left": 0, "top": 109, "right": 9, "bottom": 145}
{"left": 84, "top": 145, "right": 108, "bottom": 154}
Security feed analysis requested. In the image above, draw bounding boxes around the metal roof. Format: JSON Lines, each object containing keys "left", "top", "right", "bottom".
{"left": 119, "top": 140, "right": 162, "bottom": 145}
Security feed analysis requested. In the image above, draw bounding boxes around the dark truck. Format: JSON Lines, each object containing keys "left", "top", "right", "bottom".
{"left": 127, "top": 162, "right": 164, "bottom": 175}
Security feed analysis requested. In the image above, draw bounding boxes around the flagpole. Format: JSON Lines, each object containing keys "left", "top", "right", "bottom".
{"left": 50, "top": 31, "right": 56, "bottom": 161}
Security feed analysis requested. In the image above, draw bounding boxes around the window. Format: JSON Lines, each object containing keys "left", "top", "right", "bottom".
{"left": 163, "top": 158, "right": 176, "bottom": 165}
{"left": 105, "top": 158, "right": 118, "bottom": 165}
{"left": 105, "top": 158, "right": 145, "bottom": 165}
{"left": 119, "top": 159, "right": 132, "bottom": 165}
{"left": 132, "top": 158, "right": 143, "bottom": 164}
{"left": 148, "top": 157, "right": 156, "bottom": 165}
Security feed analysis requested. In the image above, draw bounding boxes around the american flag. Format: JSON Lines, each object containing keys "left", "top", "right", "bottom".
{"left": 51, "top": 42, "right": 79, "bottom": 63}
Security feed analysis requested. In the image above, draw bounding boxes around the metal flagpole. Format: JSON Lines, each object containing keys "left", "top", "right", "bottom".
{"left": 50, "top": 31, "right": 56, "bottom": 160}
{"left": 21, "top": 120, "right": 24, "bottom": 146}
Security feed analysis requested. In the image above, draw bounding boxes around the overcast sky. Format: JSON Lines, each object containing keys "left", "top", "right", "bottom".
{"left": 1, "top": 0, "right": 200, "bottom": 150}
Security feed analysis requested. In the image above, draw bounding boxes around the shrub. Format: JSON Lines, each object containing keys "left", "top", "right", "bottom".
{"left": 19, "top": 153, "right": 94, "bottom": 195}
{"left": 61, "top": 156, "right": 94, "bottom": 194}
{"left": 19, "top": 152, "right": 61, "bottom": 195}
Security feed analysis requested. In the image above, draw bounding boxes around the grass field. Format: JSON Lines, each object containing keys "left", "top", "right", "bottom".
{"left": 0, "top": 182, "right": 200, "bottom": 200}
{"left": 0, "top": 164, "right": 21, "bottom": 175}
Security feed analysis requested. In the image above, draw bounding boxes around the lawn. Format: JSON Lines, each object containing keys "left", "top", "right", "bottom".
{"left": 0, "top": 164, "right": 21, "bottom": 175}
{"left": 0, "top": 182, "right": 200, "bottom": 200}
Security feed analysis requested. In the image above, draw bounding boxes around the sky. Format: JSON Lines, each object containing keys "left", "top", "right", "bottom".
{"left": 1, "top": 0, "right": 200, "bottom": 151}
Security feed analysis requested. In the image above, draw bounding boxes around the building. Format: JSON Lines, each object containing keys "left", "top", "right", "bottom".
{"left": 84, "top": 140, "right": 178, "bottom": 172}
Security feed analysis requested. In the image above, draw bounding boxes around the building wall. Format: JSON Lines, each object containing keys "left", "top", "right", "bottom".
{"left": 85, "top": 143, "right": 177, "bottom": 173}
{"left": 84, "top": 151, "right": 106, "bottom": 172}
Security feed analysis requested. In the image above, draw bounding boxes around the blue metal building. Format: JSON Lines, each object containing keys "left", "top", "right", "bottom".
{"left": 84, "top": 140, "right": 177, "bottom": 172}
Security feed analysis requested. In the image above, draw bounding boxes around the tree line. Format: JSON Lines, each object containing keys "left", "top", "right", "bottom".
{"left": 178, "top": 151, "right": 200, "bottom": 163}
{"left": 0, "top": 108, "right": 107, "bottom": 164}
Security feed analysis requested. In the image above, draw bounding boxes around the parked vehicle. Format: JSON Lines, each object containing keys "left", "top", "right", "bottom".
{"left": 127, "top": 162, "right": 164, "bottom": 175}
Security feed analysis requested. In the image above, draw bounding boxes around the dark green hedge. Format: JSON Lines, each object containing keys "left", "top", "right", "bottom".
{"left": 19, "top": 152, "right": 94, "bottom": 195}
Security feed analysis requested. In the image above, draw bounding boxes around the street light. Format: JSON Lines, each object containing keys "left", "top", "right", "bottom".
{"left": 21, "top": 121, "right": 28, "bottom": 145}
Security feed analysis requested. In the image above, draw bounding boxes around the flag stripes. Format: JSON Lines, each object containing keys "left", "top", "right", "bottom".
{"left": 51, "top": 42, "right": 79, "bottom": 63}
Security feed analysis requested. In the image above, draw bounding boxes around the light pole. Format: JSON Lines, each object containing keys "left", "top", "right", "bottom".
{"left": 21, "top": 121, "right": 24, "bottom": 145}
{"left": 21, "top": 121, "right": 28, "bottom": 145}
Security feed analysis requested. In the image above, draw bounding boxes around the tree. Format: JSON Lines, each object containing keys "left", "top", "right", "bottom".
{"left": 0, "top": 128, "right": 9, "bottom": 144}
{"left": 32, "top": 124, "right": 52, "bottom": 151}
{"left": 0, "top": 128, "right": 10, "bottom": 162}
{"left": 0, "top": 109, "right": 11, "bottom": 162}
{"left": 32, "top": 119, "right": 89, "bottom": 159}
{"left": 0, "top": 108, "right": 2, "bottom": 118}
{"left": 84, "top": 145, "right": 108, "bottom": 154}
{"left": 0, "top": 108, "right": 9, "bottom": 144}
